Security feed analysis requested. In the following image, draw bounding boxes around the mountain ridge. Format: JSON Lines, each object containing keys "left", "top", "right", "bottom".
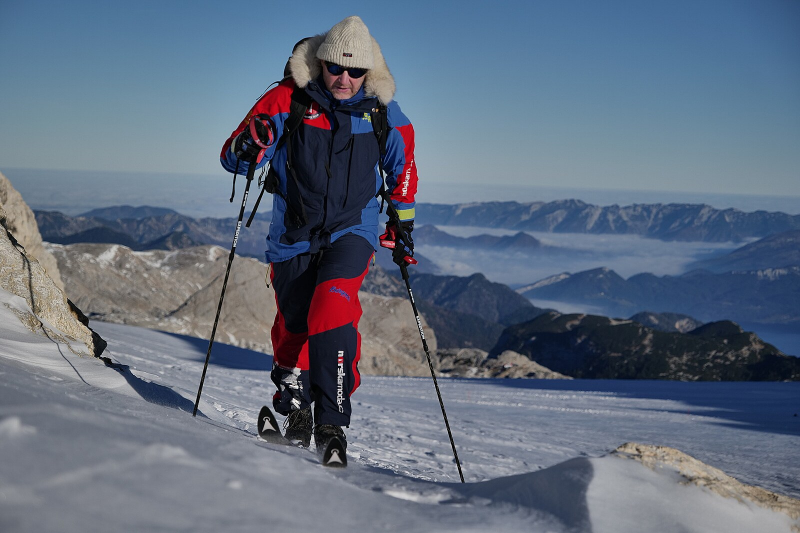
{"left": 417, "top": 200, "right": 800, "bottom": 242}
{"left": 36, "top": 199, "right": 800, "bottom": 254}
{"left": 520, "top": 266, "right": 800, "bottom": 329}
{"left": 688, "top": 229, "right": 800, "bottom": 272}
{"left": 489, "top": 312, "right": 799, "bottom": 381}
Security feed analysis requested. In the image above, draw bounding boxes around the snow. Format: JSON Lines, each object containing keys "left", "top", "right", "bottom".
{"left": 517, "top": 272, "right": 572, "bottom": 292}
{"left": 587, "top": 457, "right": 791, "bottom": 533}
{"left": 95, "top": 244, "right": 121, "bottom": 268}
{"left": 207, "top": 245, "right": 226, "bottom": 262}
{"left": 1, "top": 290, "right": 798, "bottom": 532}
{"left": 0, "top": 417, "right": 36, "bottom": 439}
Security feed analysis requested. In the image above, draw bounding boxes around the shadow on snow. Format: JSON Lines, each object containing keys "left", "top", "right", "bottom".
{"left": 461, "top": 378, "right": 800, "bottom": 437}
{"left": 162, "top": 331, "right": 274, "bottom": 371}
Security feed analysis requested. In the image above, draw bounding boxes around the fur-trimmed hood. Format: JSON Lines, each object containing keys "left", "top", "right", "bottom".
{"left": 288, "top": 34, "right": 396, "bottom": 105}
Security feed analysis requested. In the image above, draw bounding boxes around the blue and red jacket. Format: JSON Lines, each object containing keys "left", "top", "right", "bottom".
{"left": 221, "top": 78, "right": 417, "bottom": 264}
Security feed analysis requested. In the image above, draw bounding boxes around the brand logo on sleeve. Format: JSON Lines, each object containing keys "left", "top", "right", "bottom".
{"left": 401, "top": 159, "right": 414, "bottom": 197}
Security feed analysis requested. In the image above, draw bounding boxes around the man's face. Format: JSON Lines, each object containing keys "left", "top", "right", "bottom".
{"left": 321, "top": 61, "right": 366, "bottom": 100}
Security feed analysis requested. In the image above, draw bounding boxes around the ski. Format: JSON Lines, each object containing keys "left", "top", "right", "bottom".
{"left": 257, "top": 405, "right": 348, "bottom": 468}
{"left": 257, "top": 405, "right": 291, "bottom": 445}
{"left": 319, "top": 436, "right": 348, "bottom": 468}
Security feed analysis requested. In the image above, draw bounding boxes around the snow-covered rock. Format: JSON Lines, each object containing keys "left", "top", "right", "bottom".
{"left": 0, "top": 205, "right": 103, "bottom": 358}
{"left": 0, "top": 171, "right": 63, "bottom": 290}
{"left": 613, "top": 442, "right": 800, "bottom": 521}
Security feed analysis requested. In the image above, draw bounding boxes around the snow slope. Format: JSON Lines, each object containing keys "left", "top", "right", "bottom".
{"left": 1, "top": 289, "right": 798, "bottom": 532}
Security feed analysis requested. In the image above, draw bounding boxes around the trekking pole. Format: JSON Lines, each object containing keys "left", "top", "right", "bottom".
{"left": 380, "top": 192, "right": 465, "bottom": 483}
{"left": 192, "top": 162, "right": 256, "bottom": 416}
{"left": 400, "top": 262, "right": 465, "bottom": 483}
{"left": 193, "top": 117, "right": 274, "bottom": 417}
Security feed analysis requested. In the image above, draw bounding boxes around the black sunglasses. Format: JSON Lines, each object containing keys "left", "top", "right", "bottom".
{"left": 324, "top": 62, "right": 367, "bottom": 79}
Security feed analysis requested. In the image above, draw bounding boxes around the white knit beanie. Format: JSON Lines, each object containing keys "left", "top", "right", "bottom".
{"left": 316, "top": 16, "right": 374, "bottom": 69}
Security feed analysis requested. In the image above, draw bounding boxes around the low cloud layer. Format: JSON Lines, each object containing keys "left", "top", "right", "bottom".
{"left": 418, "top": 226, "right": 743, "bottom": 287}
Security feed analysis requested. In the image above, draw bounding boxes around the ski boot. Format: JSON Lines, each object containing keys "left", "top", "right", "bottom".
{"left": 283, "top": 407, "right": 312, "bottom": 448}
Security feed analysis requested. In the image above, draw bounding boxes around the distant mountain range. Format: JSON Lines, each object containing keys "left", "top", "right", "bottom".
{"left": 36, "top": 200, "right": 800, "bottom": 256}
{"left": 47, "top": 225, "right": 204, "bottom": 251}
{"left": 361, "top": 267, "right": 547, "bottom": 351}
{"left": 406, "top": 272, "right": 548, "bottom": 350}
{"left": 416, "top": 200, "right": 800, "bottom": 242}
{"left": 44, "top": 238, "right": 797, "bottom": 380}
{"left": 50, "top": 238, "right": 794, "bottom": 380}
{"left": 688, "top": 230, "right": 800, "bottom": 273}
{"left": 35, "top": 209, "right": 271, "bottom": 259}
{"left": 33, "top": 204, "right": 800, "bottom": 378}
{"left": 414, "top": 225, "right": 543, "bottom": 254}
{"left": 81, "top": 205, "right": 180, "bottom": 220}
{"left": 490, "top": 312, "right": 799, "bottom": 381}
{"left": 519, "top": 265, "right": 800, "bottom": 327}
{"left": 36, "top": 205, "right": 800, "bottom": 329}
{"left": 34, "top": 207, "right": 442, "bottom": 271}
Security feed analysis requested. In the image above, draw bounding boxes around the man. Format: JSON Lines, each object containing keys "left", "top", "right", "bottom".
{"left": 220, "top": 16, "right": 418, "bottom": 459}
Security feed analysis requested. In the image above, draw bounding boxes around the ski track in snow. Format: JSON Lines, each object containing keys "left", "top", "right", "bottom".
{"left": 1, "top": 315, "right": 798, "bottom": 532}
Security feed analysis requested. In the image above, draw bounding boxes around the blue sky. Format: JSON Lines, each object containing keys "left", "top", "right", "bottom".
{"left": 1, "top": 0, "right": 799, "bottom": 206}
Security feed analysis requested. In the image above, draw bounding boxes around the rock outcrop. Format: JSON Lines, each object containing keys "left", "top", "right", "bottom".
{"left": 0, "top": 171, "right": 64, "bottom": 290}
{"left": 436, "top": 348, "right": 571, "bottom": 379}
{"left": 0, "top": 184, "right": 104, "bottom": 358}
{"left": 614, "top": 443, "right": 800, "bottom": 522}
{"left": 629, "top": 311, "right": 703, "bottom": 333}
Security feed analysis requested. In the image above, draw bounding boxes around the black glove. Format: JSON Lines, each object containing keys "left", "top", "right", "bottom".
{"left": 380, "top": 220, "right": 417, "bottom": 266}
{"left": 233, "top": 115, "right": 274, "bottom": 162}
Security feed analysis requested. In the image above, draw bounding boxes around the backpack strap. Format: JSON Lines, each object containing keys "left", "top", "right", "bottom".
{"left": 246, "top": 86, "right": 311, "bottom": 228}
{"left": 280, "top": 87, "right": 312, "bottom": 152}
{"left": 372, "top": 104, "right": 389, "bottom": 158}
{"left": 371, "top": 104, "right": 390, "bottom": 213}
